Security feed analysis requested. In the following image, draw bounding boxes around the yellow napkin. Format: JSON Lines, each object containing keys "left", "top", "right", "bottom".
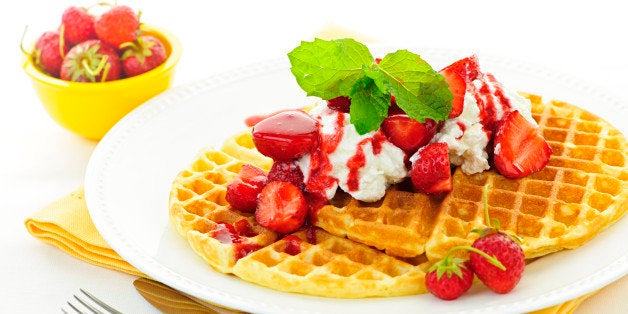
{"left": 24, "top": 187, "right": 144, "bottom": 277}
{"left": 23, "top": 24, "right": 601, "bottom": 314}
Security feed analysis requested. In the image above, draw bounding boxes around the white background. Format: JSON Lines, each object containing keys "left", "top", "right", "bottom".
{"left": 1, "top": 0, "right": 626, "bottom": 313}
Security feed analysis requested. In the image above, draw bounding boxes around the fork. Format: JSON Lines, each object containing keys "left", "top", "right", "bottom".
{"left": 62, "top": 289, "right": 123, "bottom": 314}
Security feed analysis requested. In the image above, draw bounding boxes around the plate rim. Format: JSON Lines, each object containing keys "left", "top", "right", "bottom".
{"left": 85, "top": 45, "right": 628, "bottom": 313}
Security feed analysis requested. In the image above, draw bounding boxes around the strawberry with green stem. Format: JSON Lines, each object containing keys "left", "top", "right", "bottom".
{"left": 469, "top": 184, "right": 525, "bottom": 294}
{"left": 60, "top": 39, "right": 121, "bottom": 82}
{"left": 120, "top": 35, "right": 167, "bottom": 77}
{"left": 426, "top": 245, "right": 504, "bottom": 300}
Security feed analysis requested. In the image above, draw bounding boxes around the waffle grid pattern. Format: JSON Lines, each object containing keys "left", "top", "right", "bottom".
{"left": 425, "top": 94, "right": 628, "bottom": 261}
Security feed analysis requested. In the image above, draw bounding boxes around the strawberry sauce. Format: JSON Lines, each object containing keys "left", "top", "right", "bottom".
{"left": 346, "top": 131, "right": 386, "bottom": 192}
{"left": 472, "top": 73, "right": 512, "bottom": 135}
{"left": 210, "top": 220, "right": 261, "bottom": 260}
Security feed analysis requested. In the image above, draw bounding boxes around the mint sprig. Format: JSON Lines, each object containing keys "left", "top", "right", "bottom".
{"left": 287, "top": 38, "right": 453, "bottom": 134}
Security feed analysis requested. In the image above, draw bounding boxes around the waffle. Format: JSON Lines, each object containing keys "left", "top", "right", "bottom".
{"left": 168, "top": 94, "right": 628, "bottom": 297}
{"left": 424, "top": 93, "right": 628, "bottom": 261}
{"left": 315, "top": 93, "right": 628, "bottom": 261}
{"left": 168, "top": 131, "right": 277, "bottom": 273}
{"left": 233, "top": 227, "right": 429, "bottom": 298}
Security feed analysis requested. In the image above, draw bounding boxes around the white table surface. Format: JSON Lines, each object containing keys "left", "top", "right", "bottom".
{"left": 1, "top": 0, "right": 626, "bottom": 313}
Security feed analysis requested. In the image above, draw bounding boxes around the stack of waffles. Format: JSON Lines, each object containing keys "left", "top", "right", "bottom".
{"left": 168, "top": 93, "right": 628, "bottom": 297}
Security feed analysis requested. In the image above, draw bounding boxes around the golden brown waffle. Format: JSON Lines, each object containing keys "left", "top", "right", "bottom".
{"left": 424, "top": 94, "right": 628, "bottom": 261}
{"left": 168, "top": 131, "right": 277, "bottom": 273}
{"left": 233, "top": 227, "right": 429, "bottom": 298}
{"left": 168, "top": 94, "right": 627, "bottom": 297}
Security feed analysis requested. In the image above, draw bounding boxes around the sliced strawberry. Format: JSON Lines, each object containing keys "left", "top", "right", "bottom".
{"left": 255, "top": 181, "right": 307, "bottom": 234}
{"left": 268, "top": 160, "right": 306, "bottom": 191}
{"left": 439, "top": 69, "right": 466, "bottom": 118}
{"left": 225, "top": 165, "right": 268, "bottom": 212}
{"left": 410, "top": 142, "right": 452, "bottom": 194}
{"left": 440, "top": 55, "right": 481, "bottom": 83}
{"left": 326, "top": 96, "right": 351, "bottom": 113}
{"left": 493, "top": 110, "right": 552, "bottom": 179}
{"left": 252, "top": 110, "right": 320, "bottom": 160}
{"left": 381, "top": 115, "right": 439, "bottom": 153}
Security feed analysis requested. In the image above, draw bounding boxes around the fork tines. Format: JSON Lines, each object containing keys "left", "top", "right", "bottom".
{"left": 62, "top": 289, "right": 123, "bottom": 314}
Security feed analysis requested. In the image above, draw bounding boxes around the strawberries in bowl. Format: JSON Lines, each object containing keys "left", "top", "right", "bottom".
{"left": 22, "top": 2, "right": 181, "bottom": 140}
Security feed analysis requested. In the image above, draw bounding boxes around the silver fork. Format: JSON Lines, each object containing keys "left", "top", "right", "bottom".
{"left": 62, "top": 289, "right": 123, "bottom": 314}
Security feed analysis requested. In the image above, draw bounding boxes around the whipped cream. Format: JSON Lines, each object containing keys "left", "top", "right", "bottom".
{"left": 297, "top": 103, "right": 407, "bottom": 202}
{"left": 432, "top": 73, "right": 536, "bottom": 175}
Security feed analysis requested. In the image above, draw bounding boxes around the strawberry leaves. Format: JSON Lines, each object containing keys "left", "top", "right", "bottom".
{"left": 288, "top": 38, "right": 452, "bottom": 134}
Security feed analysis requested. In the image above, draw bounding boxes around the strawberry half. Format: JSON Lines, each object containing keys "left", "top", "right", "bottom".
{"left": 410, "top": 142, "right": 452, "bottom": 194}
{"left": 255, "top": 181, "right": 307, "bottom": 234}
{"left": 381, "top": 115, "right": 439, "bottom": 153}
{"left": 225, "top": 164, "right": 268, "bottom": 212}
{"left": 268, "top": 160, "right": 306, "bottom": 191}
{"left": 440, "top": 55, "right": 481, "bottom": 83}
{"left": 252, "top": 110, "right": 320, "bottom": 160}
{"left": 439, "top": 69, "right": 466, "bottom": 118}
{"left": 493, "top": 110, "right": 552, "bottom": 179}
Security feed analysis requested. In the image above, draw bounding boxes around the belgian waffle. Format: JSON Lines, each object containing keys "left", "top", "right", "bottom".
{"left": 168, "top": 94, "right": 628, "bottom": 297}
{"left": 424, "top": 93, "right": 628, "bottom": 261}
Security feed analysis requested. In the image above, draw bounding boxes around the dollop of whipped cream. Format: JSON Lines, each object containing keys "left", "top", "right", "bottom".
{"left": 432, "top": 73, "right": 536, "bottom": 175}
{"left": 296, "top": 102, "right": 407, "bottom": 202}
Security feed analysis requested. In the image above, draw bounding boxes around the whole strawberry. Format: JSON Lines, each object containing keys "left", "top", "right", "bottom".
{"left": 32, "top": 31, "right": 69, "bottom": 78}
{"left": 470, "top": 232, "right": 525, "bottom": 294}
{"left": 469, "top": 184, "right": 526, "bottom": 294}
{"left": 425, "top": 256, "right": 474, "bottom": 300}
{"left": 60, "top": 40, "right": 121, "bottom": 82}
{"left": 95, "top": 5, "right": 140, "bottom": 48}
{"left": 120, "top": 35, "right": 167, "bottom": 77}
{"left": 61, "top": 6, "right": 97, "bottom": 46}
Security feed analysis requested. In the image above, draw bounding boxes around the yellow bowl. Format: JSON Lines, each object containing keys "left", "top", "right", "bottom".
{"left": 23, "top": 24, "right": 182, "bottom": 140}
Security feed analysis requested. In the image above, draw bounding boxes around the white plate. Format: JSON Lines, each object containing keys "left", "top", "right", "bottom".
{"left": 85, "top": 46, "right": 628, "bottom": 314}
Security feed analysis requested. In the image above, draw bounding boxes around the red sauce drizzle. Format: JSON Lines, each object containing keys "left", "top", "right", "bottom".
{"left": 209, "top": 220, "right": 261, "bottom": 260}
{"left": 346, "top": 131, "right": 387, "bottom": 192}
{"left": 473, "top": 73, "right": 512, "bottom": 136}
{"left": 282, "top": 235, "right": 302, "bottom": 255}
{"left": 456, "top": 121, "right": 467, "bottom": 140}
{"left": 303, "top": 111, "right": 344, "bottom": 204}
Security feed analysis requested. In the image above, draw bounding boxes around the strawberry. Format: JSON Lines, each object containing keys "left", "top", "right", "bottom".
{"left": 225, "top": 164, "right": 268, "bottom": 213}
{"left": 469, "top": 184, "right": 525, "bottom": 294}
{"left": 32, "top": 31, "right": 69, "bottom": 78}
{"left": 94, "top": 5, "right": 140, "bottom": 48}
{"left": 426, "top": 259, "right": 474, "bottom": 301}
{"left": 493, "top": 110, "right": 552, "bottom": 179}
{"left": 381, "top": 114, "right": 439, "bottom": 153}
{"left": 255, "top": 181, "right": 308, "bottom": 234}
{"left": 440, "top": 55, "right": 481, "bottom": 83}
{"left": 470, "top": 232, "right": 525, "bottom": 294}
{"left": 252, "top": 110, "right": 320, "bottom": 160}
{"left": 60, "top": 39, "right": 121, "bottom": 82}
{"left": 61, "top": 6, "right": 96, "bottom": 46}
{"left": 268, "top": 160, "right": 306, "bottom": 191}
{"left": 410, "top": 142, "right": 452, "bottom": 194}
{"left": 120, "top": 35, "right": 167, "bottom": 77}
{"left": 439, "top": 69, "right": 466, "bottom": 118}
{"left": 326, "top": 96, "right": 351, "bottom": 113}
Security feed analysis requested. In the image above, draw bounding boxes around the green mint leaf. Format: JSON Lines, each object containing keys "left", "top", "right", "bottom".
{"left": 377, "top": 50, "right": 452, "bottom": 122}
{"left": 349, "top": 77, "right": 390, "bottom": 134}
{"left": 287, "top": 38, "right": 374, "bottom": 99}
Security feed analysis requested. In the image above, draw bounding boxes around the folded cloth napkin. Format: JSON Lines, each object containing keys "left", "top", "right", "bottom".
{"left": 24, "top": 187, "right": 144, "bottom": 277}
{"left": 24, "top": 24, "right": 606, "bottom": 314}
